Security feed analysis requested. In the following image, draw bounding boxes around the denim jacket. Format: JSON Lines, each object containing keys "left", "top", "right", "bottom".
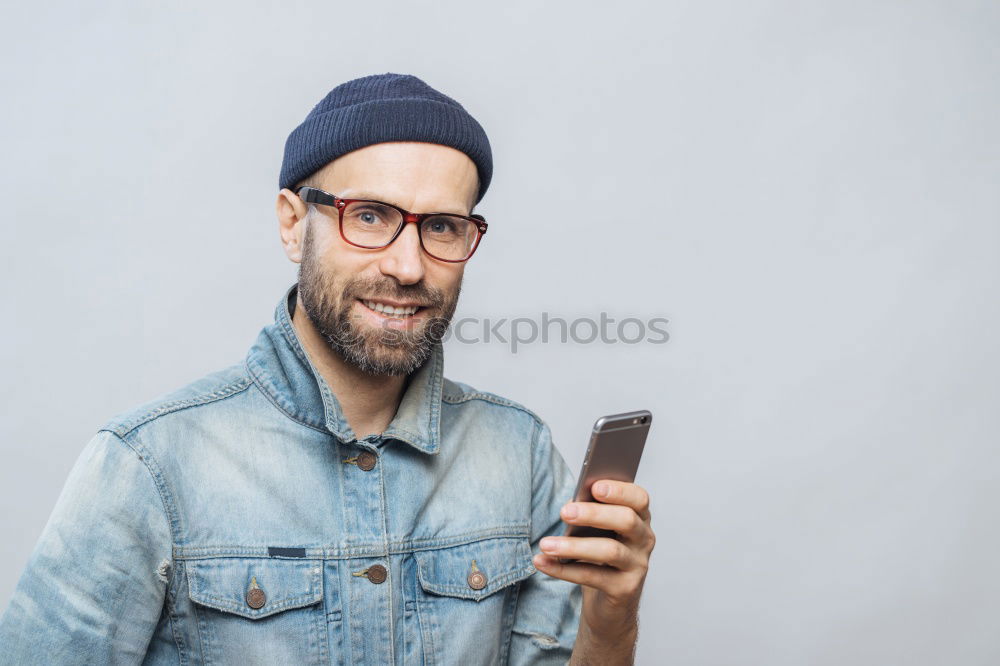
{"left": 0, "top": 283, "right": 581, "bottom": 665}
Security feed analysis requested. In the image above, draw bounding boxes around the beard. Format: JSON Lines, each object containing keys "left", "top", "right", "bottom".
{"left": 296, "top": 219, "right": 461, "bottom": 376}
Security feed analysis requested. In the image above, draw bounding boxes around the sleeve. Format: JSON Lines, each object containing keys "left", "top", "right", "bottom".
{"left": 0, "top": 429, "right": 173, "bottom": 664}
{"left": 508, "top": 418, "right": 583, "bottom": 665}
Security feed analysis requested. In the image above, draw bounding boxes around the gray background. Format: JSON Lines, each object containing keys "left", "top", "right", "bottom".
{"left": 2, "top": 1, "right": 998, "bottom": 664}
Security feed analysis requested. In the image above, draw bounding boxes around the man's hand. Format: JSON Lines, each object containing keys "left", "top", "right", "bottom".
{"left": 532, "top": 479, "right": 655, "bottom": 665}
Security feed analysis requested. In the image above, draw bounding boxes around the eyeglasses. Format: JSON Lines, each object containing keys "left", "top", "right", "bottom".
{"left": 294, "top": 186, "right": 488, "bottom": 263}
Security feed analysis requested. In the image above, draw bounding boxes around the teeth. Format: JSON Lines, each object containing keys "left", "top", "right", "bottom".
{"left": 362, "top": 300, "right": 420, "bottom": 317}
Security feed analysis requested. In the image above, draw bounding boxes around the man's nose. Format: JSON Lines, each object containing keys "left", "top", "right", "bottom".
{"left": 377, "top": 222, "right": 426, "bottom": 285}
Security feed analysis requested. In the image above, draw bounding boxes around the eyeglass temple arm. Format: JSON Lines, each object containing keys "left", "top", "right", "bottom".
{"left": 294, "top": 186, "right": 338, "bottom": 206}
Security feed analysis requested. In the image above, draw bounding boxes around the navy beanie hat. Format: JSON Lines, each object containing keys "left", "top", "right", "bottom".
{"left": 279, "top": 73, "right": 493, "bottom": 204}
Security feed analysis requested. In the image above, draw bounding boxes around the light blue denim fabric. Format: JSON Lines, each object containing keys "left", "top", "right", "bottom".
{"left": 0, "top": 283, "right": 581, "bottom": 665}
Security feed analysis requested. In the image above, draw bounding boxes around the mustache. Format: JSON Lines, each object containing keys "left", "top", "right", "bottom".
{"left": 342, "top": 278, "right": 446, "bottom": 308}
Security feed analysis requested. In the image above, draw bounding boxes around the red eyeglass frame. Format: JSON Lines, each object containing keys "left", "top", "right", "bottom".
{"left": 294, "top": 186, "right": 488, "bottom": 263}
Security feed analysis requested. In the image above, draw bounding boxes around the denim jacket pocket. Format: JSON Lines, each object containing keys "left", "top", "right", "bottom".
{"left": 185, "top": 556, "right": 327, "bottom": 664}
{"left": 414, "top": 536, "right": 536, "bottom": 601}
{"left": 407, "top": 537, "right": 536, "bottom": 664}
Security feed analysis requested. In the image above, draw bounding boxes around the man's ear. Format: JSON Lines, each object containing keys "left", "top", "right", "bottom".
{"left": 277, "top": 187, "right": 309, "bottom": 263}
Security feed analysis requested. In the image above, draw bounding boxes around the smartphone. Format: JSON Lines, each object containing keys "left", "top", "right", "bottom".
{"left": 563, "top": 410, "right": 652, "bottom": 543}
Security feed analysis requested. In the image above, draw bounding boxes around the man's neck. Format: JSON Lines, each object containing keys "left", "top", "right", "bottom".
{"left": 291, "top": 303, "right": 407, "bottom": 440}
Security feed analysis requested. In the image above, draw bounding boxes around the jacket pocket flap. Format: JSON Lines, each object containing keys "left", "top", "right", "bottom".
{"left": 414, "top": 537, "right": 536, "bottom": 601}
{"left": 187, "top": 557, "right": 323, "bottom": 619}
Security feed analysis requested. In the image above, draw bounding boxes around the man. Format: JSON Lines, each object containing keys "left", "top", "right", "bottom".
{"left": 0, "top": 73, "right": 655, "bottom": 664}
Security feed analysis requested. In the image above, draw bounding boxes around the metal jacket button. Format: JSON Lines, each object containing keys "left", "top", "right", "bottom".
{"left": 366, "top": 564, "right": 387, "bottom": 584}
{"left": 467, "top": 559, "right": 487, "bottom": 590}
{"left": 357, "top": 451, "right": 377, "bottom": 471}
{"left": 246, "top": 575, "right": 266, "bottom": 609}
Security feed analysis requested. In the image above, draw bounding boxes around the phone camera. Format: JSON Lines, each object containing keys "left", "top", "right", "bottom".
{"left": 639, "top": 416, "right": 648, "bottom": 424}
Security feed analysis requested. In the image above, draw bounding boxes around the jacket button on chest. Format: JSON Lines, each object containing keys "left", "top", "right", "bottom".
{"left": 366, "top": 564, "right": 387, "bottom": 584}
{"left": 467, "top": 560, "right": 488, "bottom": 590}
{"left": 356, "top": 451, "right": 377, "bottom": 471}
{"left": 245, "top": 576, "right": 266, "bottom": 609}
{"left": 467, "top": 570, "right": 487, "bottom": 590}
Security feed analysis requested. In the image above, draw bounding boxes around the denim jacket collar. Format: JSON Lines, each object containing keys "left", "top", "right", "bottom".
{"left": 245, "top": 282, "right": 443, "bottom": 455}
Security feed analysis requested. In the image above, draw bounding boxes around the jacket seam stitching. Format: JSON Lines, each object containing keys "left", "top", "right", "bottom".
{"left": 101, "top": 430, "right": 180, "bottom": 547}
{"left": 99, "top": 427, "right": 182, "bottom": 661}
{"left": 441, "top": 391, "right": 544, "bottom": 427}
{"left": 165, "top": 604, "right": 188, "bottom": 665}
{"left": 529, "top": 416, "right": 541, "bottom": 544}
{"left": 171, "top": 528, "right": 532, "bottom": 558}
{"left": 107, "top": 376, "right": 253, "bottom": 437}
{"left": 506, "top": 417, "right": 542, "bottom": 641}
{"left": 500, "top": 575, "right": 522, "bottom": 663}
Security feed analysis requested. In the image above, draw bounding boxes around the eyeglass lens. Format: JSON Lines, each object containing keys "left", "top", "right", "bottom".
{"left": 342, "top": 201, "right": 479, "bottom": 261}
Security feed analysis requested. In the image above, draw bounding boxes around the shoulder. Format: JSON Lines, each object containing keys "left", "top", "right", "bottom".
{"left": 441, "top": 378, "right": 573, "bottom": 483}
{"left": 441, "top": 376, "right": 549, "bottom": 435}
{"left": 99, "top": 362, "right": 253, "bottom": 439}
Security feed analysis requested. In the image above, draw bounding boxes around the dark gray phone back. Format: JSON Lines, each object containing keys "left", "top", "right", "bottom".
{"left": 564, "top": 410, "right": 652, "bottom": 540}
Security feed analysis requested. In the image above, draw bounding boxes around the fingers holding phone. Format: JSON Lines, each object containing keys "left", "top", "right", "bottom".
{"left": 551, "top": 480, "right": 653, "bottom": 566}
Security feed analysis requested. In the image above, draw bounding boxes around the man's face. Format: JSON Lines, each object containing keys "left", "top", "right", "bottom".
{"left": 283, "top": 142, "right": 479, "bottom": 376}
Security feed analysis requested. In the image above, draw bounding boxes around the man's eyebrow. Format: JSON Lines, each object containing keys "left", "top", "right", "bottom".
{"left": 344, "top": 190, "right": 470, "bottom": 216}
